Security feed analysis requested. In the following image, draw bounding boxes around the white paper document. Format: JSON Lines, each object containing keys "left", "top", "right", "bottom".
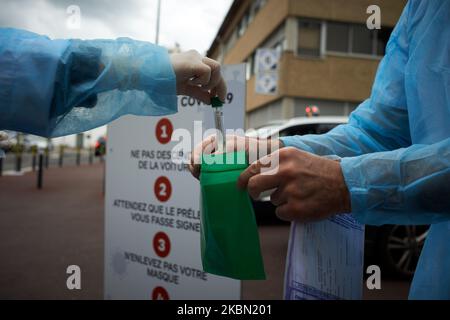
{"left": 284, "top": 214, "right": 365, "bottom": 300}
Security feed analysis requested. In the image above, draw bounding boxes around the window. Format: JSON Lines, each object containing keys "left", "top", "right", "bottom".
{"left": 325, "top": 21, "right": 393, "bottom": 57}
{"left": 273, "top": 40, "right": 284, "bottom": 54}
{"left": 254, "top": 0, "right": 267, "bottom": 13}
{"left": 248, "top": 9, "right": 255, "bottom": 24}
{"left": 261, "top": 25, "right": 285, "bottom": 53}
{"left": 238, "top": 11, "right": 249, "bottom": 37}
{"left": 248, "top": 0, "right": 267, "bottom": 25}
{"left": 326, "top": 22, "right": 349, "bottom": 53}
{"left": 298, "top": 20, "right": 322, "bottom": 57}
{"left": 224, "top": 31, "right": 237, "bottom": 55}
{"left": 351, "top": 25, "right": 375, "bottom": 55}
{"left": 376, "top": 28, "right": 391, "bottom": 55}
{"left": 246, "top": 53, "right": 255, "bottom": 80}
{"left": 280, "top": 123, "right": 340, "bottom": 137}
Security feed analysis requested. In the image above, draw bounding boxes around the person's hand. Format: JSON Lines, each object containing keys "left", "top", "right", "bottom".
{"left": 188, "top": 134, "right": 284, "bottom": 179}
{"left": 0, "top": 131, "right": 12, "bottom": 156}
{"left": 237, "top": 147, "right": 351, "bottom": 223}
{"left": 170, "top": 50, "right": 227, "bottom": 105}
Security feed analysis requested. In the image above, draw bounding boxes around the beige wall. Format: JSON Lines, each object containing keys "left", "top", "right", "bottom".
{"left": 211, "top": 0, "right": 406, "bottom": 112}
{"left": 210, "top": 0, "right": 406, "bottom": 62}
{"left": 224, "top": 0, "right": 290, "bottom": 64}
{"left": 246, "top": 76, "right": 281, "bottom": 112}
{"left": 288, "top": 0, "right": 406, "bottom": 26}
{"left": 247, "top": 52, "right": 380, "bottom": 111}
{"left": 280, "top": 53, "right": 380, "bottom": 102}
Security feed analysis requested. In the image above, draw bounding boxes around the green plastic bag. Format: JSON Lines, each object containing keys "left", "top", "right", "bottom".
{"left": 200, "top": 151, "right": 266, "bottom": 280}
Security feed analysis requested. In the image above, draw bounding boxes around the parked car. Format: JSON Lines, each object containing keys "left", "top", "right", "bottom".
{"left": 95, "top": 136, "right": 107, "bottom": 157}
{"left": 249, "top": 116, "right": 429, "bottom": 279}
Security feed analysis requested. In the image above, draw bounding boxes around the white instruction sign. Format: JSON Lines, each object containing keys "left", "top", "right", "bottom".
{"left": 104, "top": 65, "right": 246, "bottom": 300}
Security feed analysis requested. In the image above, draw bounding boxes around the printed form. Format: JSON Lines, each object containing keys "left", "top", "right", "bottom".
{"left": 284, "top": 214, "right": 365, "bottom": 300}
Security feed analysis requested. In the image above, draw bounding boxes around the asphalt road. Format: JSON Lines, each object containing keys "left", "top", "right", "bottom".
{"left": 0, "top": 164, "right": 410, "bottom": 299}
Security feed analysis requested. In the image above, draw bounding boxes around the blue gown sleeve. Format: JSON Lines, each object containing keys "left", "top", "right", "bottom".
{"left": 0, "top": 28, "right": 177, "bottom": 137}
{"left": 340, "top": 138, "right": 450, "bottom": 226}
{"left": 281, "top": 2, "right": 450, "bottom": 226}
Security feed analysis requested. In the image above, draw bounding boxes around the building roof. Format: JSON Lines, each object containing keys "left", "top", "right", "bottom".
{"left": 206, "top": 0, "right": 241, "bottom": 57}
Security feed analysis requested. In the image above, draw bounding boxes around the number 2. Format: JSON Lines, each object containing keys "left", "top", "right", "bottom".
{"left": 159, "top": 183, "right": 167, "bottom": 196}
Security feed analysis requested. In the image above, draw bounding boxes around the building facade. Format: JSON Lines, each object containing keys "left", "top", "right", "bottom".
{"left": 207, "top": 0, "right": 406, "bottom": 129}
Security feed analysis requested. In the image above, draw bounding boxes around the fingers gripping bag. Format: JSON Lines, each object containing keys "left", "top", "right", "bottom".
{"left": 199, "top": 151, "right": 266, "bottom": 280}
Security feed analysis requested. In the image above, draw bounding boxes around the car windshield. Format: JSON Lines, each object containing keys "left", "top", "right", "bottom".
{"left": 277, "top": 123, "right": 341, "bottom": 137}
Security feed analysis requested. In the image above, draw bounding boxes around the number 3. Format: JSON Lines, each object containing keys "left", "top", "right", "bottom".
{"left": 158, "top": 239, "right": 166, "bottom": 251}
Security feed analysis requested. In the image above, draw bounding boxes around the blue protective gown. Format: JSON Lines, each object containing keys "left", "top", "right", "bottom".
{"left": 281, "top": 0, "right": 450, "bottom": 299}
{"left": 0, "top": 28, "right": 177, "bottom": 137}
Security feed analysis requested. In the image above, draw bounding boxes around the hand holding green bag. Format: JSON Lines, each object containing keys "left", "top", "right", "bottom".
{"left": 199, "top": 151, "right": 266, "bottom": 280}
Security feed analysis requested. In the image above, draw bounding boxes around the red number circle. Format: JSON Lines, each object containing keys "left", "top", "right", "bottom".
{"left": 152, "top": 286, "right": 170, "bottom": 300}
{"left": 153, "top": 231, "right": 171, "bottom": 258}
{"left": 155, "top": 118, "right": 173, "bottom": 145}
{"left": 154, "top": 176, "right": 172, "bottom": 203}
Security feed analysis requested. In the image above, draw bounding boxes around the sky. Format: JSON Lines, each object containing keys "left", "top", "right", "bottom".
{"left": 0, "top": 0, "right": 233, "bottom": 145}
